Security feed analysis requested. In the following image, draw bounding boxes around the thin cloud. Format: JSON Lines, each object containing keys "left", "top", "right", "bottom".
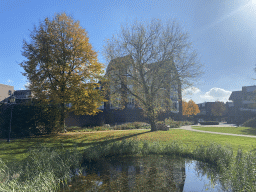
{"left": 7, "top": 79, "right": 14, "bottom": 83}
{"left": 183, "top": 87, "right": 201, "bottom": 96}
{"left": 182, "top": 87, "right": 201, "bottom": 102}
{"left": 198, "top": 2, "right": 252, "bottom": 33}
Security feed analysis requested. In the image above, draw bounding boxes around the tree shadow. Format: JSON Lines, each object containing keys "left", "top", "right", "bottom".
{"left": 0, "top": 130, "right": 152, "bottom": 163}
{"left": 239, "top": 127, "right": 256, "bottom": 136}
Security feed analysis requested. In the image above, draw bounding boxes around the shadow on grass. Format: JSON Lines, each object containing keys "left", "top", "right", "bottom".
{"left": 53, "top": 130, "right": 152, "bottom": 148}
{"left": 0, "top": 130, "right": 151, "bottom": 163}
{"left": 240, "top": 127, "right": 256, "bottom": 136}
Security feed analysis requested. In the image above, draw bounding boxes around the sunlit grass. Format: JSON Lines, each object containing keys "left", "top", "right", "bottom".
{"left": 1, "top": 128, "right": 256, "bottom": 164}
{"left": 192, "top": 126, "right": 256, "bottom": 136}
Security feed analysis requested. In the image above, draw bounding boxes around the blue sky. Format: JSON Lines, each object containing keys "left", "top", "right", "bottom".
{"left": 1, "top": 0, "right": 256, "bottom": 104}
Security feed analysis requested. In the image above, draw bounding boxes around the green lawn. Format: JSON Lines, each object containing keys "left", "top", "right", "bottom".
{"left": 1, "top": 128, "right": 256, "bottom": 164}
{"left": 192, "top": 126, "right": 256, "bottom": 136}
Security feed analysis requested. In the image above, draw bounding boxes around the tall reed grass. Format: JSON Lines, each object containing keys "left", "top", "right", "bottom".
{"left": 1, "top": 139, "right": 256, "bottom": 191}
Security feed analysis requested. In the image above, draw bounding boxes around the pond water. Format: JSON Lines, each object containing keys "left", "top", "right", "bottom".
{"left": 60, "top": 155, "right": 231, "bottom": 192}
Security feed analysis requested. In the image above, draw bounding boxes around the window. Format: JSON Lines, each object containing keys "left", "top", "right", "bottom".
{"left": 128, "top": 97, "right": 135, "bottom": 105}
{"left": 98, "top": 102, "right": 104, "bottom": 109}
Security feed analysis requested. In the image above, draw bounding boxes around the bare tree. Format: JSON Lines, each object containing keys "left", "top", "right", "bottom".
{"left": 103, "top": 19, "right": 203, "bottom": 131}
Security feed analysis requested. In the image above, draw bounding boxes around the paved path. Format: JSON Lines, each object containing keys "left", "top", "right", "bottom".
{"left": 176, "top": 123, "right": 256, "bottom": 138}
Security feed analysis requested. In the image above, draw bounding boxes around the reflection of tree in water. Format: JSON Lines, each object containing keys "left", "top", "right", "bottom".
{"left": 194, "top": 161, "right": 231, "bottom": 191}
{"left": 59, "top": 155, "right": 186, "bottom": 191}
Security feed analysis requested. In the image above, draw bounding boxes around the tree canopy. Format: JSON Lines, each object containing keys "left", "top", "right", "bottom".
{"left": 19, "top": 12, "right": 105, "bottom": 132}
{"left": 182, "top": 100, "right": 200, "bottom": 117}
{"left": 104, "top": 19, "right": 203, "bottom": 131}
{"left": 211, "top": 101, "right": 226, "bottom": 117}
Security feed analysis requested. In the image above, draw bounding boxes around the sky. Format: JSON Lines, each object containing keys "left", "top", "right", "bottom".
{"left": 1, "top": 0, "right": 256, "bottom": 104}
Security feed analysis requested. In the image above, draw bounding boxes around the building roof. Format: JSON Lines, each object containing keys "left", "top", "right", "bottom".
{"left": 14, "top": 90, "right": 31, "bottom": 95}
{"left": 242, "top": 85, "right": 256, "bottom": 93}
{"left": 106, "top": 55, "right": 133, "bottom": 75}
{"left": 229, "top": 91, "right": 242, "bottom": 101}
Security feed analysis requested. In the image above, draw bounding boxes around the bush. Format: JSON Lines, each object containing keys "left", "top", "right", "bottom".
{"left": 0, "top": 101, "right": 62, "bottom": 139}
{"left": 164, "top": 117, "right": 193, "bottom": 128}
{"left": 156, "top": 121, "right": 169, "bottom": 131}
{"left": 179, "top": 120, "right": 194, "bottom": 126}
{"left": 200, "top": 121, "right": 219, "bottom": 125}
{"left": 242, "top": 118, "right": 256, "bottom": 128}
{"left": 113, "top": 122, "right": 150, "bottom": 130}
{"left": 64, "top": 122, "right": 151, "bottom": 132}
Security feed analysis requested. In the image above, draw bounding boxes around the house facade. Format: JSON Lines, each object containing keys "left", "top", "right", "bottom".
{"left": 0, "top": 88, "right": 33, "bottom": 104}
{"left": 104, "top": 55, "right": 182, "bottom": 121}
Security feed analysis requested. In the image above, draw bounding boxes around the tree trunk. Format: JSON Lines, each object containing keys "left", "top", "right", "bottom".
{"left": 60, "top": 102, "right": 65, "bottom": 133}
{"left": 148, "top": 107, "right": 157, "bottom": 131}
{"left": 150, "top": 117, "right": 157, "bottom": 131}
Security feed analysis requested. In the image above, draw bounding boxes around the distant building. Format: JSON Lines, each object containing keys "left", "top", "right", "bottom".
{"left": 228, "top": 85, "right": 256, "bottom": 124}
{"left": 196, "top": 101, "right": 226, "bottom": 121}
{"left": 105, "top": 55, "right": 182, "bottom": 120}
{"left": 0, "top": 87, "right": 33, "bottom": 104}
{"left": 0, "top": 84, "right": 14, "bottom": 103}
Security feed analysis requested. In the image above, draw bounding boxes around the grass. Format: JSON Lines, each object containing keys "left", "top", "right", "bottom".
{"left": 192, "top": 126, "right": 256, "bottom": 136}
{"left": 1, "top": 128, "right": 256, "bottom": 164}
{"left": 1, "top": 124, "right": 256, "bottom": 191}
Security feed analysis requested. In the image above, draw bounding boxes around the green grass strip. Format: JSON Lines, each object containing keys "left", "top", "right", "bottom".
{"left": 193, "top": 126, "right": 256, "bottom": 136}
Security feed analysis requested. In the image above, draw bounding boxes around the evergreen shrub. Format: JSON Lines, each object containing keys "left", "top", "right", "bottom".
{"left": 200, "top": 121, "right": 219, "bottom": 125}
{"left": 0, "top": 101, "right": 61, "bottom": 138}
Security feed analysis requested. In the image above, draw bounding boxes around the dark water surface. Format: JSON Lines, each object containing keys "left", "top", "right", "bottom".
{"left": 60, "top": 155, "right": 229, "bottom": 192}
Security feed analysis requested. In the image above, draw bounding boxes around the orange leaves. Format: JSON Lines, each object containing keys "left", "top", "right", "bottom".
{"left": 182, "top": 99, "right": 200, "bottom": 117}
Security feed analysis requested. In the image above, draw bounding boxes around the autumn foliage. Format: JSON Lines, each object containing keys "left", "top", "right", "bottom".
{"left": 19, "top": 13, "right": 105, "bottom": 132}
{"left": 182, "top": 99, "right": 200, "bottom": 117}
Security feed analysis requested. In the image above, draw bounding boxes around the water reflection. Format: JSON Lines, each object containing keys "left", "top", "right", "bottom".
{"left": 60, "top": 155, "right": 227, "bottom": 192}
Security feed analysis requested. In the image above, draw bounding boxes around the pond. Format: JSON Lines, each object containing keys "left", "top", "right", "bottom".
{"left": 59, "top": 155, "right": 231, "bottom": 192}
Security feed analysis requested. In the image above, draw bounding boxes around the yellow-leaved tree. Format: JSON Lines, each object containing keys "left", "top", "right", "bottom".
{"left": 19, "top": 13, "right": 105, "bottom": 132}
{"left": 182, "top": 99, "right": 200, "bottom": 117}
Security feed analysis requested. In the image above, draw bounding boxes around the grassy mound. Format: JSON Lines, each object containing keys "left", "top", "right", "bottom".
{"left": 242, "top": 118, "right": 256, "bottom": 128}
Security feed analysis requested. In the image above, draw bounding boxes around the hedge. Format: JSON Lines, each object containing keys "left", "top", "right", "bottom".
{"left": 199, "top": 121, "right": 219, "bottom": 125}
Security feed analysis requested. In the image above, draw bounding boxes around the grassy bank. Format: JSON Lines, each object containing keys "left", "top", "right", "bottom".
{"left": 1, "top": 139, "right": 256, "bottom": 191}
{"left": 193, "top": 126, "right": 256, "bottom": 136}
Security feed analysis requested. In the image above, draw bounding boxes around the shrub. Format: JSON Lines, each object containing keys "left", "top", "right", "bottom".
{"left": 179, "top": 120, "right": 194, "bottom": 126}
{"left": 164, "top": 117, "right": 193, "bottom": 128}
{"left": 0, "top": 101, "right": 63, "bottom": 139}
{"left": 200, "top": 121, "right": 219, "bottom": 125}
{"left": 112, "top": 122, "right": 150, "bottom": 130}
{"left": 242, "top": 118, "right": 256, "bottom": 128}
{"left": 156, "top": 121, "right": 169, "bottom": 131}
